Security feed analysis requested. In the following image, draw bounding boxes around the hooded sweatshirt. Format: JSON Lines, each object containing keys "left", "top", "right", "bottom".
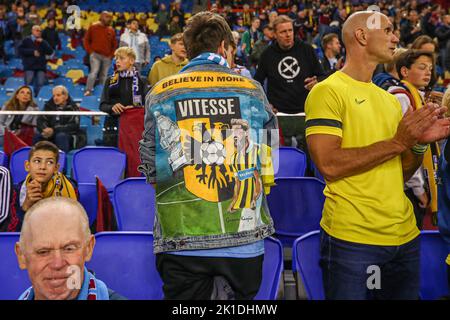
{"left": 254, "top": 39, "right": 325, "bottom": 113}
{"left": 148, "top": 55, "right": 188, "bottom": 87}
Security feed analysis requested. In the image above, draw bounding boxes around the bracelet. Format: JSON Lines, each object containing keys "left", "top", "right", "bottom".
{"left": 411, "top": 143, "right": 429, "bottom": 155}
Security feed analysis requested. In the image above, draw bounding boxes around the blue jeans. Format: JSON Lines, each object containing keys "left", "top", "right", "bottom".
{"left": 320, "top": 229, "right": 420, "bottom": 300}
{"left": 33, "top": 131, "right": 71, "bottom": 152}
{"left": 24, "top": 70, "right": 47, "bottom": 97}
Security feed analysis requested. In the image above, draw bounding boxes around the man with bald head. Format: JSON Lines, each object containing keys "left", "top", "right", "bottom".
{"left": 15, "top": 197, "right": 124, "bottom": 300}
{"left": 305, "top": 11, "right": 450, "bottom": 300}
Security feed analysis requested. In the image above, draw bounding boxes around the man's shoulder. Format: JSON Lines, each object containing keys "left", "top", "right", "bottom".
{"left": 313, "top": 72, "right": 347, "bottom": 91}
{"left": 295, "top": 40, "right": 318, "bottom": 56}
{"left": 21, "top": 36, "right": 32, "bottom": 43}
{"left": 150, "top": 67, "right": 265, "bottom": 98}
{"left": 151, "top": 59, "right": 164, "bottom": 68}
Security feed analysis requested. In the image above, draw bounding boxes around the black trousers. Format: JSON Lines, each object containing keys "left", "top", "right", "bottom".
{"left": 156, "top": 253, "right": 264, "bottom": 300}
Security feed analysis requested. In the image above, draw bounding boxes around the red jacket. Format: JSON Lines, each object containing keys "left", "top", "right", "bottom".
{"left": 83, "top": 22, "right": 117, "bottom": 58}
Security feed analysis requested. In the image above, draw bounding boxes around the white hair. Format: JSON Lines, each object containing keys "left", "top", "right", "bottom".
{"left": 52, "top": 85, "right": 68, "bottom": 96}
{"left": 19, "top": 198, "right": 91, "bottom": 250}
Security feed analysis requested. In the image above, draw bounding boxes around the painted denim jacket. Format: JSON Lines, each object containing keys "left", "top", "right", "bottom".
{"left": 139, "top": 62, "right": 278, "bottom": 253}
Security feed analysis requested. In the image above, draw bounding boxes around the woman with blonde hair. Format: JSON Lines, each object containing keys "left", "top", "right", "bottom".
{"left": 0, "top": 85, "right": 39, "bottom": 147}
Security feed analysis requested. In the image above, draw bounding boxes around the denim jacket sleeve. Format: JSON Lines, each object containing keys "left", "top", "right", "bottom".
{"left": 138, "top": 92, "right": 156, "bottom": 184}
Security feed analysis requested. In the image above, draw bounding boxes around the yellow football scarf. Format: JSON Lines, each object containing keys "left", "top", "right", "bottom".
{"left": 25, "top": 172, "right": 77, "bottom": 200}
{"left": 402, "top": 80, "right": 440, "bottom": 213}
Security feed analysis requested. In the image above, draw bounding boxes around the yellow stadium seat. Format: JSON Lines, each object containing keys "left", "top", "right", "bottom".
{"left": 47, "top": 58, "right": 63, "bottom": 71}
{"left": 66, "top": 70, "right": 85, "bottom": 83}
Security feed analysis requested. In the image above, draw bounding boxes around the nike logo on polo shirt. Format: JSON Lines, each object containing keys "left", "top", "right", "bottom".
{"left": 355, "top": 98, "right": 366, "bottom": 104}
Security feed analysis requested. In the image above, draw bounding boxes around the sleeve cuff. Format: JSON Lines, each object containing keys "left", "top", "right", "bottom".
{"left": 306, "top": 126, "right": 343, "bottom": 138}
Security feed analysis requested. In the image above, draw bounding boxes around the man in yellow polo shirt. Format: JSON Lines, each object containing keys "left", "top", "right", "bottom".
{"left": 305, "top": 11, "right": 450, "bottom": 300}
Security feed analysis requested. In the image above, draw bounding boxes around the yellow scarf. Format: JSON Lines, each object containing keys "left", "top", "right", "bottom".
{"left": 402, "top": 80, "right": 440, "bottom": 213}
{"left": 25, "top": 172, "right": 78, "bottom": 200}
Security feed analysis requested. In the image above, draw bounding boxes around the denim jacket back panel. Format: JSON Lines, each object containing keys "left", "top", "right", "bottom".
{"left": 139, "top": 64, "right": 278, "bottom": 253}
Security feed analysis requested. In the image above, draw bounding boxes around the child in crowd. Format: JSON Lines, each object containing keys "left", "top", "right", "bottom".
{"left": 15, "top": 141, "right": 78, "bottom": 230}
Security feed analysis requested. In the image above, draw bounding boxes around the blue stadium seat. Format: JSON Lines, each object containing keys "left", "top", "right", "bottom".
{"left": 0, "top": 66, "right": 13, "bottom": 78}
{"left": 69, "top": 86, "right": 85, "bottom": 102}
{"left": 80, "top": 95, "right": 100, "bottom": 110}
{"left": 64, "top": 149, "right": 78, "bottom": 178}
{"left": 0, "top": 91, "right": 8, "bottom": 107}
{"left": 4, "top": 77, "right": 24, "bottom": 93}
{"left": 0, "top": 151, "right": 8, "bottom": 167}
{"left": 54, "top": 77, "right": 75, "bottom": 88}
{"left": 64, "top": 59, "right": 84, "bottom": 68}
{"left": 10, "top": 147, "right": 66, "bottom": 185}
{"left": 254, "top": 237, "right": 284, "bottom": 300}
{"left": 113, "top": 178, "right": 155, "bottom": 231}
{"left": 292, "top": 230, "right": 324, "bottom": 300}
{"left": 86, "top": 232, "right": 164, "bottom": 300}
{"left": 420, "top": 230, "right": 449, "bottom": 300}
{"left": 311, "top": 161, "right": 325, "bottom": 182}
{"left": 0, "top": 233, "right": 31, "bottom": 300}
{"left": 36, "top": 98, "right": 46, "bottom": 110}
{"left": 267, "top": 177, "right": 325, "bottom": 246}
{"left": 36, "top": 85, "right": 53, "bottom": 101}
{"left": 83, "top": 123, "right": 104, "bottom": 146}
{"left": 273, "top": 147, "right": 307, "bottom": 177}
{"left": 78, "top": 182, "right": 98, "bottom": 226}
{"left": 92, "top": 85, "right": 104, "bottom": 96}
{"left": 72, "top": 147, "right": 126, "bottom": 191}
{"left": 7, "top": 59, "right": 23, "bottom": 69}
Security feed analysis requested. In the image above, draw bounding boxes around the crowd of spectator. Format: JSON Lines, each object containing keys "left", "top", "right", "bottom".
{"left": 211, "top": 0, "right": 450, "bottom": 76}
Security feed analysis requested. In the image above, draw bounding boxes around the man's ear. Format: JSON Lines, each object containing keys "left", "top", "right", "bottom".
{"left": 217, "top": 40, "right": 226, "bottom": 57}
{"left": 15, "top": 243, "right": 27, "bottom": 270}
{"left": 354, "top": 28, "right": 368, "bottom": 46}
{"left": 400, "top": 66, "right": 408, "bottom": 79}
{"left": 24, "top": 160, "right": 30, "bottom": 173}
{"left": 84, "top": 235, "right": 96, "bottom": 262}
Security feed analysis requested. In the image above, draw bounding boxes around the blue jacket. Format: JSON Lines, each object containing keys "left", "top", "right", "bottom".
{"left": 139, "top": 57, "right": 278, "bottom": 253}
{"left": 18, "top": 36, "right": 53, "bottom": 71}
{"left": 438, "top": 141, "right": 450, "bottom": 263}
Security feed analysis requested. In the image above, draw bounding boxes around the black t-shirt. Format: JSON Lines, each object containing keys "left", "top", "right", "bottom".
{"left": 254, "top": 40, "right": 325, "bottom": 113}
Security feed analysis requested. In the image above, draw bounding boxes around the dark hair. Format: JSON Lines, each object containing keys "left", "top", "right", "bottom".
{"left": 127, "top": 18, "right": 139, "bottom": 25}
{"left": 396, "top": 50, "right": 435, "bottom": 80}
{"left": 183, "top": 11, "right": 234, "bottom": 60}
{"left": 29, "top": 141, "right": 60, "bottom": 163}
